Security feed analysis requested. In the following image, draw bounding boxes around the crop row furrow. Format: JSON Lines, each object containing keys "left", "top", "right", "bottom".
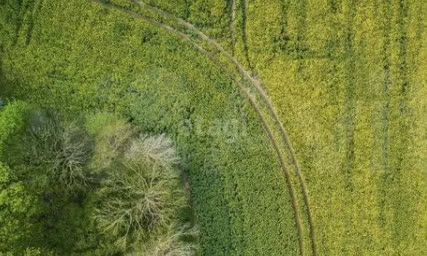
{"left": 10, "top": 0, "right": 41, "bottom": 46}
{"left": 343, "top": 0, "right": 356, "bottom": 185}
{"left": 379, "top": 0, "right": 392, "bottom": 228}
{"left": 25, "top": 0, "right": 44, "bottom": 45}
{"left": 241, "top": 0, "right": 253, "bottom": 71}
{"left": 229, "top": 0, "right": 237, "bottom": 56}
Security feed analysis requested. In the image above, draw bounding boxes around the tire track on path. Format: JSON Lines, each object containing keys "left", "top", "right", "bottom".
{"left": 127, "top": 2, "right": 315, "bottom": 253}
{"left": 134, "top": 1, "right": 317, "bottom": 253}
{"left": 91, "top": 1, "right": 317, "bottom": 254}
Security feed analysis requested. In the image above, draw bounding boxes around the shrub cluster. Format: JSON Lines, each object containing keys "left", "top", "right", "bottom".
{"left": 0, "top": 105, "right": 197, "bottom": 255}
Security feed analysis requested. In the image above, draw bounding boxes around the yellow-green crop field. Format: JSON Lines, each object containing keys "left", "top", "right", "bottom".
{"left": 0, "top": 0, "right": 425, "bottom": 255}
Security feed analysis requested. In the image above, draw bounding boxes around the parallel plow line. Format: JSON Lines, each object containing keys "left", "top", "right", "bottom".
{"left": 241, "top": 0, "right": 253, "bottom": 71}
{"left": 229, "top": 0, "right": 237, "bottom": 56}
{"left": 343, "top": 0, "right": 356, "bottom": 184}
{"left": 379, "top": 0, "right": 392, "bottom": 227}
{"left": 25, "top": 0, "right": 44, "bottom": 45}
{"left": 91, "top": 1, "right": 317, "bottom": 255}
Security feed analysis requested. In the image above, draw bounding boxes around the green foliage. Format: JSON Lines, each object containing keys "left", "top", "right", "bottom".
{"left": 0, "top": 162, "right": 41, "bottom": 254}
{"left": 86, "top": 112, "right": 135, "bottom": 170}
{"left": 0, "top": 107, "right": 95, "bottom": 253}
{"left": 0, "top": 100, "right": 29, "bottom": 159}
{"left": 22, "top": 248, "right": 55, "bottom": 256}
{"left": 7, "top": 109, "right": 93, "bottom": 191}
{"left": 0, "top": 106, "right": 195, "bottom": 254}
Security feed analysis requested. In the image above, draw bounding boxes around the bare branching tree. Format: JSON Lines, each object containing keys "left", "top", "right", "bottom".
{"left": 125, "top": 134, "right": 180, "bottom": 167}
{"left": 93, "top": 133, "right": 186, "bottom": 250}
{"left": 55, "top": 122, "right": 93, "bottom": 189}
{"left": 25, "top": 111, "right": 93, "bottom": 190}
{"left": 133, "top": 223, "right": 199, "bottom": 256}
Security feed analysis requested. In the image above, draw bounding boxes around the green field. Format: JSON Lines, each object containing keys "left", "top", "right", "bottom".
{"left": 0, "top": 0, "right": 426, "bottom": 255}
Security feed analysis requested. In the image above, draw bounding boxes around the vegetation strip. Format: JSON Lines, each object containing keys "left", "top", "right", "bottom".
{"left": 343, "top": 0, "right": 356, "bottom": 183}
{"left": 243, "top": 89, "right": 304, "bottom": 256}
{"left": 379, "top": 0, "right": 392, "bottom": 227}
{"left": 296, "top": 0, "right": 308, "bottom": 60}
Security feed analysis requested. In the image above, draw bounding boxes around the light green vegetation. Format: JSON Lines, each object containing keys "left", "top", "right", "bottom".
{"left": 0, "top": 0, "right": 426, "bottom": 255}
{"left": 246, "top": 0, "right": 426, "bottom": 255}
